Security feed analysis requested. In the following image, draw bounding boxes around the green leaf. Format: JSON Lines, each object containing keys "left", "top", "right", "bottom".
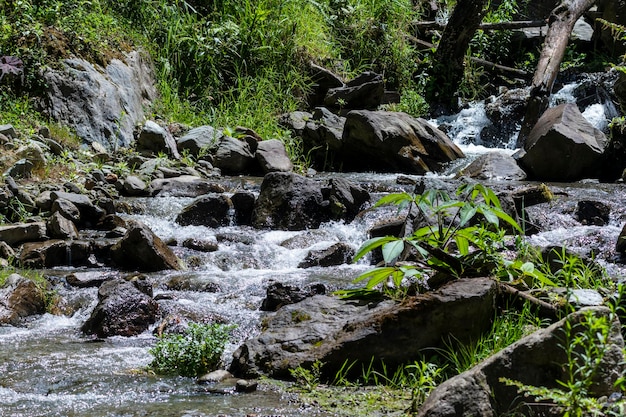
{"left": 353, "top": 236, "right": 397, "bottom": 262}
{"left": 353, "top": 267, "right": 397, "bottom": 288}
{"left": 454, "top": 234, "right": 470, "bottom": 255}
{"left": 479, "top": 206, "right": 500, "bottom": 226}
{"left": 459, "top": 204, "right": 478, "bottom": 226}
{"left": 382, "top": 239, "right": 405, "bottom": 264}
{"left": 373, "top": 192, "right": 413, "bottom": 208}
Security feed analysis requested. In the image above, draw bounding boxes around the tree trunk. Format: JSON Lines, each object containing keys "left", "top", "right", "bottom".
{"left": 424, "top": 0, "right": 490, "bottom": 114}
{"left": 516, "top": 0, "right": 597, "bottom": 148}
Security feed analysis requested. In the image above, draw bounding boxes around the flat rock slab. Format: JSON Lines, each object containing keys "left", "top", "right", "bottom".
{"left": 230, "top": 278, "right": 497, "bottom": 379}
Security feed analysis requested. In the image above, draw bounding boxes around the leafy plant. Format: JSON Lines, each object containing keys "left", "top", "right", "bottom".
{"left": 290, "top": 360, "right": 324, "bottom": 392}
{"left": 338, "top": 183, "right": 521, "bottom": 299}
{"left": 148, "top": 322, "right": 234, "bottom": 377}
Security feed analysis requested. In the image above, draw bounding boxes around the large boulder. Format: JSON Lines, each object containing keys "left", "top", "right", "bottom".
{"left": 251, "top": 172, "right": 329, "bottom": 230}
{"left": 516, "top": 103, "right": 608, "bottom": 181}
{"left": 0, "top": 273, "right": 47, "bottom": 325}
{"left": 230, "top": 278, "right": 497, "bottom": 378}
{"left": 110, "top": 221, "right": 182, "bottom": 272}
{"left": 341, "top": 110, "right": 465, "bottom": 173}
{"left": 301, "top": 107, "right": 346, "bottom": 171}
{"left": 417, "top": 306, "right": 625, "bottom": 417}
{"left": 50, "top": 191, "right": 105, "bottom": 228}
{"left": 43, "top": 51, "right": 157, "bottom": 150}
{"left": 175, "top": 194, "right": 233, "bottom": 227}
{"left": 324, "top": 71, "right": 384, "bottom": 110}
{"left": 82, "top": 278, "right": 159, "bottom": 338}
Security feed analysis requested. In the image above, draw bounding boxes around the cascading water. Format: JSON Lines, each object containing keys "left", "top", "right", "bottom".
{"left": 2, "top": 81, "right": 623, "bottom": 416}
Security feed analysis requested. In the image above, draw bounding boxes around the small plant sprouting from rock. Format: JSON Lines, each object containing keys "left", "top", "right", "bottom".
{"left": 148, "top": 322, "right": 234, "bottom": 378}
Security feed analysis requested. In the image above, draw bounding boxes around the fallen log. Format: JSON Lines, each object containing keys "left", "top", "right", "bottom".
{"left": 412, "top": 20, "right": 548, "bottom": 31}
{"left": 407, "top": 35, "right": 531, "bottom": 80}
{"left": 516, "top": 0, "right": 597, "bottom": 148}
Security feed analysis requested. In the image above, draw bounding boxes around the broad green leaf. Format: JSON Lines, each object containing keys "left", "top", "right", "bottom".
{"left": 382, "top": 240, "right": 405, "bottom": 264}
{"left": 458, "top": 204, "right": 478, "bottom": 226}
{"left": 454, "top": 235, "right": 470, "bottom": 255}
{"left": 354, "top": 236, "right": 397, "bottom": 262}
{"left": 479, "top": 206, "right": 500, "bottom": 226}
{"left": 353, "top": 267, "right": 397, "bottom": 288}
{"left": 373, "top": 192, "right": 413, "bottom": 208}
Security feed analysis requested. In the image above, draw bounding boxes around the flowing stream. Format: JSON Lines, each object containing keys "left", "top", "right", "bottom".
{"left": 1, "top": 85, "right": 624, "bottom": 416}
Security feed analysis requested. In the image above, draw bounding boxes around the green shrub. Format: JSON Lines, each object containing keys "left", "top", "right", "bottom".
{"left": 148, "top": 322, "right": 234, "bottom": 377}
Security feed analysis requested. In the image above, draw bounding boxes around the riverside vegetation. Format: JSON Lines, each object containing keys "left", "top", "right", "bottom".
{"left": 2, "top": 0, "right": 626, "bottom": 416}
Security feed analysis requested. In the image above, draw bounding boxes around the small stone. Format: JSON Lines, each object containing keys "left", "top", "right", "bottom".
{"left": 235, "top": 379, "right": 258, "bottom": 393}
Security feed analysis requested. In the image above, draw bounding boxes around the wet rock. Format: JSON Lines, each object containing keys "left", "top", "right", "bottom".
{"left": 43, "top": 52, "right": 157, "bottom": 150}
{"left": 482, "top": 87, "right": 529, "bottom": 148}
{"left": 231, "top": 191, "right": 256, "bottom": 226}
{"left": 327, "top": 177, "right": 370, "bottom": 221}
{"left": 213, "top": 135, "right": 255, "bottom": 174}
{"left": 65, "top": 272, "right": 112, "bottom": 288}
{"left": 615, "top": 223, "right": 626, "bottom": 256}
{"left": 417, "top": 307, "right": 624, "bottom": 417}
{"left": 235, "top": 379, "right": 258, "bottom": 393}
{"left": 459, "top": 151, "right": 527, "bottom": 181}
{"left": 298, "top": 243, "right": 355, "bottom": 268}
{"left": 110, "top": 221, "right": 182, "bottom": 272}
{"left": 47, "top": 211, "right": 79, "bottom": 239}
{"left": 279, "top": 230, "right": 338, "bottom": 250}
{"left": 150, "top": 175, "right": 225, "bottom": 197}
{"left": 122, "top": 175, "right": 150, "bottom": 197}
{"left": 231, "top": 278, "right": 497, "bottom": 378}
{"left": 182, "top": 238, "right": 219, "bottom": 252}
{"left": 82, "top": 278, "right": 159, "bottom": 338}
{"left": 260, "top": 282, "right": 326, "bottom": 312}
{"left": 165, "top": 275, "right": 221, "bottom": 293}
{"left": 198, "top": 370, "right": 233, "bottom": 384}
{"left": 175, "top": 194, "right": 233, "bottom": 227}
{"left": 0, "top": 273, "right": 47, "bottom": 325}
{"left": 575, "top": 200, "right": 610, "bottom": 226}
{"left": 324, "top": 71, "right": 384, "bottom": 110}
{"left": 176, "top": 125, "right": 223, "bottom": 156}
{"left": 255, "top": 139, "right": 293, "bottom": 173}
{"left": 0, "top": 222, "right": 47, "bottom": 246}
{"left": 342, "top": 110, "right": 465, "bottom": 174}
{"left": 516, "top": 103, "right": 607, "bottom": 181}
{"left": 20, "top": 239, "right": 92, "bottom": 268}
{"left": 137, "top": 120, "right": 180, "bottom": 158}
{"left": 252, "top": 172, "right": 329, "bottom": 230}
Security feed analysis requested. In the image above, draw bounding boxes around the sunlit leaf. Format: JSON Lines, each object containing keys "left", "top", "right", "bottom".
{"left": 382, "top": 240, "right": 405, "bottom": 264}
{"left": 354, "top": 236, "right": 397, "bottom": 262}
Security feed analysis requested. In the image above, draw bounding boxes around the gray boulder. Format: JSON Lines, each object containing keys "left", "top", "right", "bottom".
{"left": 213, "top": 135, "right": 255, "bottom": 174}
{"left": 122, "top": 175, "right": 150, "bottom": 197}
{"left": 230, "top": 278, "right": 497, "bottom": 378}
{"left": 301, "top": 107, "right": 345, "bottom": 170}
{"left": 342, "top": 110, "right": 465, "bottom": 174}
{"left": 110, "top": 221, "right": 182, "bottom": 272}
{"left": 16, "top": 142, "right": 47, "bottom": 169}
{"left": 4, "top": 159, "right": 34, "bottom": 178}
{"left": 177, "top": 125, "right": 223, "bottom": 156}
{"left": 255, "top": 139, "right": 293, "bottom": 173}
{"left": 50, "top": 191, "right": 105, "bottom": 227}
{"left": 0, "top": 222, "right": 47, "bottom": 246}
{"left": 252, "top": 172, "right": 329, "bottom": 230}
{"left": 175, "top": 194, "right": 233, "bottom": 228}
{"left": 260, "top": 282, "right": 326, "bottom": 312}
{"left": 460, "top": 151, "right": 527, "bottom": 180}
{"left": 516, "top": 103, "right": 607, "bottom": 181}
{"left": 43, "top": 51, "right": 157, "bottom": 149}
{"left": 137, "top": 120, "right": 180, "bottom": 158}
{"left": 0, "top": 274, "right": 47, "bottom": 325}
{"left": 82, "top": 278, "right": 159, "bottom": 338}
{"left": 417, "top": 306, "right": 625, "bottom": 417}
